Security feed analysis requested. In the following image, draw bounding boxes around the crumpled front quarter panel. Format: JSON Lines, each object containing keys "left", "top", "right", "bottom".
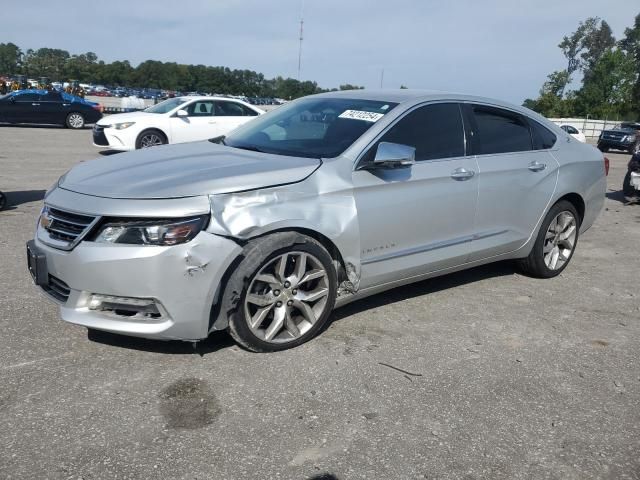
{"left": 207, "top": 156, "right": 362, "bottom": 292}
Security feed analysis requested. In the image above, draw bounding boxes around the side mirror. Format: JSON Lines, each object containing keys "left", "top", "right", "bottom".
{"left": 371, "top": 142, "right": 416, "bottom": 169}
{"left": 9, "top": 96, "right": 16, "bottom": 103}
{"left": 176, "top": 109, "right": 188, "bottom": 117}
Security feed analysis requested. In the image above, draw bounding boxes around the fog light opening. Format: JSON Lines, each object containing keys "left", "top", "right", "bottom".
{"left": 88, "top": 294, "right": 166, "bottom": 320}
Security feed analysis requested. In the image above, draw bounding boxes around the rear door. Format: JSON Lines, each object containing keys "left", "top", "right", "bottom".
{"left": 37, "top": 91, "right": 66, "bottom": 124}
{"left": 169, "top": 100, "right": 217, "bottom": 143}
{"left": 465, "top": 103, "right": 558, "bottom": 261}
{"left": 213, "top": 101, "right": 260, "bottom": 135}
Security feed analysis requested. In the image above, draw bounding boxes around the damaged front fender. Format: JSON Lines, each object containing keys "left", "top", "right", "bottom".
{"left": 206, "top": 156, "right": 362, "bottom": 298}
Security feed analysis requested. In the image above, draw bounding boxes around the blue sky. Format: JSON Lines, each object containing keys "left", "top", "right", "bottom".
{"left": 2, "top": 0, "right": 638, "bottom": 103}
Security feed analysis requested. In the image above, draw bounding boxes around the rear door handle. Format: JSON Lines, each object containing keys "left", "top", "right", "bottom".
{"left": 31, "top": 103, "right": 40, "bottom": 106}
{"left": 451, "top": 168, "right": 475, "bottom": 180}
{"left": 528, "top": 161, "right": 547, "bottom": 172}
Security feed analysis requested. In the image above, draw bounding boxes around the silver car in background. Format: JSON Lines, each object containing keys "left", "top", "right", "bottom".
{"left": 27, "top": 90, "right": 607, "bottom": 352}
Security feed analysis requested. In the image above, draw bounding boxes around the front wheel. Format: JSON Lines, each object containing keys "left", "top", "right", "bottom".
{"left": 223, "top": 232, "right": 337, "bottom": 352}
{"left": 136, "top": 129, "right": 167, "bottom": 149}
{"left": 65, "top": 112, "right": 85, "bottom": 129}
{"left": 517, "top": 200, "right": 580, "bottom": 278}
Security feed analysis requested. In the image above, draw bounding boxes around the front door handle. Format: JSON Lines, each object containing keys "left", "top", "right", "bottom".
{"left": 451, "top": 168, "right": 475, "bottom": 180}
{"left": 208, "top": 121, "right": 217, "bottom": 124}
{"left": 31, "top": 103, "right": 40, "bottom": 106}
{"left": 528, "top": 161, "right": 547, "bottom": 172}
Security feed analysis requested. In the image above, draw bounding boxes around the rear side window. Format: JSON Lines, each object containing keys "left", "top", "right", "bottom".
{"left": 215, "top": 101, "right": 258, "bottom": 117}
{"left": 14, "top": 93, "right": 39, "bottom": 102}
{"left": 530, "top": 120, "right": 557, "bottom": 150}
{"left": 472, "top": 105, "right": 532, "bottom": 154}
{"left": 376, "top": 103, "right": 465, "bottom": 161}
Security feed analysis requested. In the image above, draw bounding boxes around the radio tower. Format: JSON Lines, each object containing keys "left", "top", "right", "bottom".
{"left": 297, "top": 1, "right": 304, "bottom": 80}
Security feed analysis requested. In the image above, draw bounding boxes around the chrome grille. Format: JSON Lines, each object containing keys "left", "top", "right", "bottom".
{"left": 603, "top": 132, "right": 624, "bottom": 141}
{"left": 42, "top": 275, "right": 71, "bottom": 303}
{"left": 39, "top": 206, "right": 98, "bottom": 250}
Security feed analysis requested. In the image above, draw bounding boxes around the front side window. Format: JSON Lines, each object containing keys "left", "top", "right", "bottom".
{"left": 368, "top": 103, "right": 465, "bottom": 162}
{"left": 144, "top": 97, "right": 189, "bottom": 114}
{"left": 472, "top": 105, "right": 532, "bottom": 155}
{"left": 224, "top": 97, "right": 398, "bottom": 158}
{"left": 41, "top": 91, "right": 62, "bottom": 102}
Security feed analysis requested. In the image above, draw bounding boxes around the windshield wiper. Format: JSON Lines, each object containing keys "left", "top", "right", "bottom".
{"left": 208, "top": 135, "right": 226, "bottom": 145}
{"left": 229, "top": 144, "right": 266, "bottom": 153}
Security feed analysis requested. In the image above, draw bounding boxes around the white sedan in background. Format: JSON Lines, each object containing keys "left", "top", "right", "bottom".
{"left": 560, "top": 124, "right": 586, "bottom": 143}
{"left": 93, "top": 96, "right": 264, "bottom": 150}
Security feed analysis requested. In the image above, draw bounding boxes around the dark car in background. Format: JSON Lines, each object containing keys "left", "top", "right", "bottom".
{"left": 0, "top": 89, "right": 103, "bottom": 129}
{"left": 597, "top": 122, "right": 640, "bottom": 154}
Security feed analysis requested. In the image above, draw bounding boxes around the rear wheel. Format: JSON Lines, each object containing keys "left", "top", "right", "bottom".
{"left": 136, "top": 129, "right": 167, "bottom": 149}
{"left": 223, "top": 232, "right": 337, "bottom": 352}
{"left": 517, "top": 200, "right": 579, "bottom": 278}
{"left": 65, "top": 112, "right": 85, "bottom": 129}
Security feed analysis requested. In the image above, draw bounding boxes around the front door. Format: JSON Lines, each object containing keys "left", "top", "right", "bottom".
{"left": 465, "top": 104, "right": 559, "bottom": 261}
{"left": 353, "top": 102, "right": 479, "bottom": 289}
{"left": 11, "top": 92, "right": 41, "bottom": 123}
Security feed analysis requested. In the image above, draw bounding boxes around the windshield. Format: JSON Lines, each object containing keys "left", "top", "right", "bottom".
{"left": 224, "top": 97, "right": 398, "bottom": 158}
{"left": 144, "top": 97, "right": 189, "bottom": 114}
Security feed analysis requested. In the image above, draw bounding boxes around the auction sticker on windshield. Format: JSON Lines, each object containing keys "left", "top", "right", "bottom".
{"left": 339, "top": 110, "right": 385, "bottom": 122}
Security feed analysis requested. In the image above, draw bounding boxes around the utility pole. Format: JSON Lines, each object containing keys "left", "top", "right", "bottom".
{"left": 380, "top": 69, "right": 384, "bottom": 88}
{"left": 297, "top": 0, "right": 305, "bottom": 80}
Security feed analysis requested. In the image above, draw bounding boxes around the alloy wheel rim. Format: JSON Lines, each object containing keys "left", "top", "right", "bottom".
{"left": 141, "top": 134, "right": 163, "bottom": 148}
{"left": 543, "top": 211, "right": 577, "bottom": 270}
{"left": 244, "top": 251, "right": 330, "bottom": 343}
{"left": 69, "top": 114, "right": 83, "bottom": 128}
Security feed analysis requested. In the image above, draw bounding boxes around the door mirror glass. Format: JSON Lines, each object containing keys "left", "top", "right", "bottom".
{"left": 372, "top": 142, "right": 415, "bottom": 168}
{"left": 176, "top": 109, "right": 188, "bottom": 117}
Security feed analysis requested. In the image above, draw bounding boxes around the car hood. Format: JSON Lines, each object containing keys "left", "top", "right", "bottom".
{"left": 59, "top": 141, "right": 321, "bottom": 199}
{"left": 96, "top": 111, "right": 163, "bottom": 125}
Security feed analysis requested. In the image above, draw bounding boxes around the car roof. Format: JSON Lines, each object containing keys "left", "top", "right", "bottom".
{"left": 311, "top": 88, "right": 553, "bottom": 127}
{"left": 178, "top": 96, "right": 247, "bottom": 102}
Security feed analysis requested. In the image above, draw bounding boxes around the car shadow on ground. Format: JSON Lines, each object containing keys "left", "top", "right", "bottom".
{"left": 98, "top": 149, "right": 123, "bottom": 156}
{"left": 0, "top": 189, "right": 46, "bottom": 211}
{"left": 331, "top": 261, "right": 517, "bottom": 323}
{"left": 87, "top": 328, "right": 236, "bottom": 355}
{"left": 0, "top": 123, "right": 92, "bottom": 129}
{"left": 87, "top": 261, "right": 518, "bottom": 356}
{"left": 606, "top": 189, "right": 634, "bottom": 205}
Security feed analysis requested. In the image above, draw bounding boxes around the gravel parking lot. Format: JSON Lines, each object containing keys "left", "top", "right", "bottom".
{"left": 0, "top": 125, "right": 638, "bottom": 480}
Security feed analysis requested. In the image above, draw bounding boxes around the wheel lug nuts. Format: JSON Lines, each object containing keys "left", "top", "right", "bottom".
{"left": 287, "top": 300, "right": 293, "bottom": 306}
{"left": 292, "top": 289, "right": 297, "bottom": 295}
{"left": 273, "top": 290, "right": 280, "bottom": 296}
{"left": 276, "top": 301, "right": 283, "bottom": 307}
{"left": 284, "top": 281, "right": 291, "bottom": 288}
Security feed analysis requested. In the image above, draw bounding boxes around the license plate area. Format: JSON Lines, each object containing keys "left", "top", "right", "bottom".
{"left": 26, "top": 240, "right": 49, "bottom": 286}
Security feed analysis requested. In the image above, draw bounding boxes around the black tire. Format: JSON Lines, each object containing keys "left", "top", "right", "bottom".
{"left": 65, "top": 112, "right": 85, "bottom": 129}
{"left": 135, "top": 129, "right": 167, "bottom": 149}
{"left": 0, "top": 191, "right": 6, "bottom": 211}
{"left": 517, "top": 200, "right": 580, "bottom": 278}
{"left": 221, "top": 232, "right": 337, "bottom": 352}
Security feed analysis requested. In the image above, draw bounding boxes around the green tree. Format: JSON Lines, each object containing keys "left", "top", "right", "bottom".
{"left": 620, "top": 13, "right": 640, "bottom": 117}
{"left": 0, "top": 42, "right": 23, "bottom": 75}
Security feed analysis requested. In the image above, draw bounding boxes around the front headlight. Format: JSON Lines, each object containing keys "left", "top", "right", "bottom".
{"left": 624, "top": 135, "right": 637, "bottom": 143}
{"left": 93, "top": 216, "right": 208, "bottom": 245}
{"left": 112, "top": 122, "right": 136, "bottom": 130}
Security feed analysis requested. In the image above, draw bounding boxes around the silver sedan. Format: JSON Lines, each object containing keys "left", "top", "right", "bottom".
{"left": 28, "top": 90, "right": 606, "bottom": 351}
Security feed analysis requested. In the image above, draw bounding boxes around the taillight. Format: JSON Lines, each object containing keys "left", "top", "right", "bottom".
{"left": 93, "top": 104, "right": 104, "bottom": 113}
{"left": 604, "top": 156, "right": 610, "bottom": 176}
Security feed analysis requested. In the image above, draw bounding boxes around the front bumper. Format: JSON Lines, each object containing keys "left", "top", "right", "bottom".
{"left": 32, "top": 231, "right": 242, "bottom": 341}
{"left": 597, "top": 139, "right": 635, "bottom": 151}
{"left": 92, "top": 125, "right": 137, "bottom": 151}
